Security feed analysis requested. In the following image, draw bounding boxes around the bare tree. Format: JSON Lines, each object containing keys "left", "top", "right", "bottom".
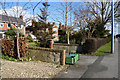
{"left": 87, "top": 1, "right": 120, "bottom": 25}
{"left": 50, "top": 2, "right": 73, "bottom": 44}
{"left": 0, "top": 1, "right": 34, "bottom": 60}
{"left": 74, "top": 4, "right": 100, "bottom": 39}
{"left": 30, "top": 1, "right": 42, "bottom": 21}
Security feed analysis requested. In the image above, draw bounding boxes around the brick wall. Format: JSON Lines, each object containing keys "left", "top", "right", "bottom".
{"left": 0, "top": 22, "right": 25, "bottom": 35}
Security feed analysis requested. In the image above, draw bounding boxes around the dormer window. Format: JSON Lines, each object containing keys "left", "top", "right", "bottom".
{"left": 0, "top": 23, "right": 3, "bottom": 27}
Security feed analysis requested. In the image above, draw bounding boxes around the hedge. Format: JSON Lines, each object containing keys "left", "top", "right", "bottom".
{"left": 2, "top": 37, "right": 29, "bottom": 58}
{"left": 83, "top": 38, "right": 111, "bottom": 54}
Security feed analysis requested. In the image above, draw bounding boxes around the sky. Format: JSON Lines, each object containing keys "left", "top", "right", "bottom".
{"left": 0, "top": 1, "right": 120, "bottom": 35}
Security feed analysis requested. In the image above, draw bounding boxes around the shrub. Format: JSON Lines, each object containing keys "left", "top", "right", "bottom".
{"left": 2, "top": 37, "right": 28, "bottom": 58}
{"left": 27, "top": 35, "right": 33, "bottom": 42}
{"left": 83, "top": 38, "right": 111, "bottom": 54}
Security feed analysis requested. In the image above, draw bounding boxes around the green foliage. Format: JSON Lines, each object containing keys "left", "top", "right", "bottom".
{"left": 28, "top": 57, "right": 32, "bottom": 61}
{"left": 32, "top": 20, "right": 54, "bottom": 48}
{"left": 56, "top": 65, "right": 62, "bottom": 68}
{"left": 93, "top": 23, "right": 106, "bottom": 38}
{"left": 38, "top": 2, "right": 50, "bottom": 23}
{"left": 28, "top": 42, "right": 38, "bottom": 47}
{"left": 58, "top": 35, "right": 67, "bottom": 43}
{"left": 27, "top": 35, "right": 33, "bottom": 42}
{"left": 2, "top": 53, "right": 31, "bottom": 62}
{"left": 2, "top": 54, "right": 18, "bottom": 61}
{"left": 91, "top": 41, "right": 111, "bottom": 56}
{"left": 31, "top": 2, "right": 52, "bottom": 48}
{"left": 4, "top": 27, "right": 24, "bottom": 39}
{"left": 71, "top": 32, "right": 84, "bottom": 44}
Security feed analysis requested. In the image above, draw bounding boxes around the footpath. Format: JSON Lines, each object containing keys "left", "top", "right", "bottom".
{"left": 55, "top": 39, "right": 119, "bottom": 79}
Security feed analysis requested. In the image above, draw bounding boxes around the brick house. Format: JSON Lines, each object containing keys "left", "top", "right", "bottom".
{"left": 52, "top": 22, "right": 59, "bottom": 41}
{"left": 58, "top": 23, "right": 68, "bottom": 35}
{"left": 0, "top": 15, "right": 26, "bottom": 39}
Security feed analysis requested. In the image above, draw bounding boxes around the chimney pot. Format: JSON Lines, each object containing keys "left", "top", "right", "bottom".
{"left": 20, "top": 15, "right": 23, "bottom": 20}
{"left": 53, "top": 22, "right": 55, "bottom": 25}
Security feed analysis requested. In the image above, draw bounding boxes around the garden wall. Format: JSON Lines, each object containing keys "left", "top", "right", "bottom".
{"left": 28, "top": 47, "right": 66, "bottom": 65}
{"left": 83, "top": 38, "right": 111, "bottom": 54}
{"left": 53, "top": 43, "right": 82, "bottom": 56}
{"left": 2, "top": 37, "right": 28, "bottom": 58}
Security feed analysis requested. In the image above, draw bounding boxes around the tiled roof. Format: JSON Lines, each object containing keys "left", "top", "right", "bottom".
{"left": 0, "top": 15, "right": 25, "bottom": 25}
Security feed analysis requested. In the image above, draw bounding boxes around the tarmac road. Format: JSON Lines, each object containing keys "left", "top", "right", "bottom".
{"left": 81, "top": 38, "right": 119, "bottom": 79}
{"left": 55, "top": 38, "right": 119, "bottom": 79}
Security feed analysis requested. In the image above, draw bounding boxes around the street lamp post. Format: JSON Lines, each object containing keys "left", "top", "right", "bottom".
{"left": 111, "top": 0, "right": 114, "bottom": 54}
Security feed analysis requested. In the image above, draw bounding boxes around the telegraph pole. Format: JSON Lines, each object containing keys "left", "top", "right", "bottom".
{"left": 111, "top": 0, "right": 114, "bottom": 53}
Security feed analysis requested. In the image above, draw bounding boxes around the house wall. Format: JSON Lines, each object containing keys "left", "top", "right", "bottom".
{"left": 52, "top": 25, "right": 59, "bottom": 41}
{"left": 0, "top": 22, "right": 26, "bottom": 38}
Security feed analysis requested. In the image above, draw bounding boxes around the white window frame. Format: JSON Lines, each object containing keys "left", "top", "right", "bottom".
{"left": 53, "top": 28, "right": 57, "bottom": 32}
{"left": 18, "top": 24, "right": 23, "bottom": 29}
{"left": 53, "top": 34, "right": 57, "bottom": 38}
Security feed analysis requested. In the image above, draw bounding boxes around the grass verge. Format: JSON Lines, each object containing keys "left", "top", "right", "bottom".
{"left": 28, "top": 42, "right": 38, "bottom": 47}
{"left": 91, "top": 41, "right": 111, "bottom": 56}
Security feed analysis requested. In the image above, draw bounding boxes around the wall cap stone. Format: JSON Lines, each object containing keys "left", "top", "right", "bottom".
{"left": 29, "top": 47, "right": 65, "bottom": 52}
{"left": 53, "top": 43, "right": 79, "bottom": 46}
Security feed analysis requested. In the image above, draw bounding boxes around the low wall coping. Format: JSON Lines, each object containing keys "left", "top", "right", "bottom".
{"left": 29, "top": 47, "right": 65, "bottom": 52}
{"left": 53, "top": 43, "right": 79, "bottom": 46}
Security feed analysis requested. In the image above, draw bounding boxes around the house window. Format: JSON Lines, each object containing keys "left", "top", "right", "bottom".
{"left": 18, "top": 25, "right": 23, "bottom": 29}
{"left": 18, "top": 24, "right": 21, "bottom": 28}
{"left": 0, "top": 23, "right": 3, "bottom": 27}
{"left": 53, "top": 28, "right": 57, "bottom": 32}
{"left": 8, "top": 23, "right": 11, "bottom": 27}
{"left": 53, "top": 34, "right": 57, "bottom": 38}
{"left": 21, "top": 25, "right": 23, "bottom": 29}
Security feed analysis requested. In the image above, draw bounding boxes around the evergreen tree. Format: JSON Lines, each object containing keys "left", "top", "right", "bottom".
{"left": 32, "top": 2, "right": 54, "bottom": 47}
{"left": 38, "top": 2, "right": 50, "bottom": 23}
{"left": 4, "top": 27, "right": 24, "bottom": 39}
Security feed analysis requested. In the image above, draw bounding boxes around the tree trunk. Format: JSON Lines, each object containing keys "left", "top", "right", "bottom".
{"left": 67, "top": 31, "right": 70, "bottom": 44}
{"left": 17, "top": 31, "right": 20, "bottom": 60}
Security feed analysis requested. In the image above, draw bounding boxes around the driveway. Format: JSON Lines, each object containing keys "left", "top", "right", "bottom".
{"left": 55, "top": 39, "right": 119, "bottom": 79}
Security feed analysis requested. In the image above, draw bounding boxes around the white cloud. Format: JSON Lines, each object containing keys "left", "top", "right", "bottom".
{"left": 0, "top": 6, "right": 34, "bottom": 26}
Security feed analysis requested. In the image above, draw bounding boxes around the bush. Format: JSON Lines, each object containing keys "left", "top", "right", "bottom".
{"left": 83, "top": 38, "right": 111, "bottom": 54}
{"left": 4, "top": 27, "right": 24, "bottom": 39}
{"left": 55, "top": 35, "right": 67, "bottom": 43}
{"left": 2, "top": 37, "right": 28, "bottom": 58}
{"left": 27, "top": 35, "right": 33, "bottom": 42}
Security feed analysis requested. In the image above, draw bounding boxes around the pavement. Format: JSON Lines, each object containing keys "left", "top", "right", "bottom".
{"left": 54, "top": 38, "right": 119, "bottom": 79}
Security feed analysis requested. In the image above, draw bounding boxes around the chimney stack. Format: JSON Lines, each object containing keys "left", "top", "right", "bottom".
{"left": 62, "top": 25, "right": 65, "bottom": 29}
{"left": 59, "top": 23, "right": 62, "bottom": 29}
{"left": 53, "top": 22, "right": 55, "bottom": 25}
{"left": 20, "top": 15, "right": 23, "bottom": 20}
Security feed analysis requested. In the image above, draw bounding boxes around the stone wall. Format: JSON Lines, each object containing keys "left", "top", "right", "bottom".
{"left": 53, "top": 43, "right": 82, "bottom": 56}
{"left": 28, "top": 47, "right": 65, "bottom": 65}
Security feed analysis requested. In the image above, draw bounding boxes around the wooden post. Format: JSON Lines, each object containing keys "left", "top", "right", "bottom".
{"left": 62, "top": 50, "right": 66, "bottom": 65}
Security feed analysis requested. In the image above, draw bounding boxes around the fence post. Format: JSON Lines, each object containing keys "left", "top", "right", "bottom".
{"left": 62, "top": 50, "right": 66, "bottom": 65}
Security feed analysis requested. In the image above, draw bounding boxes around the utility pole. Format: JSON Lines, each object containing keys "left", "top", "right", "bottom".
{"left": 111, "top": 0, "right": 114, "bottom": 53}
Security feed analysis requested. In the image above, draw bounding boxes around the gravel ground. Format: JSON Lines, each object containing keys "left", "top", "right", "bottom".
{"left": 1, "top": 59, "right": 67, "bottom": 78}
